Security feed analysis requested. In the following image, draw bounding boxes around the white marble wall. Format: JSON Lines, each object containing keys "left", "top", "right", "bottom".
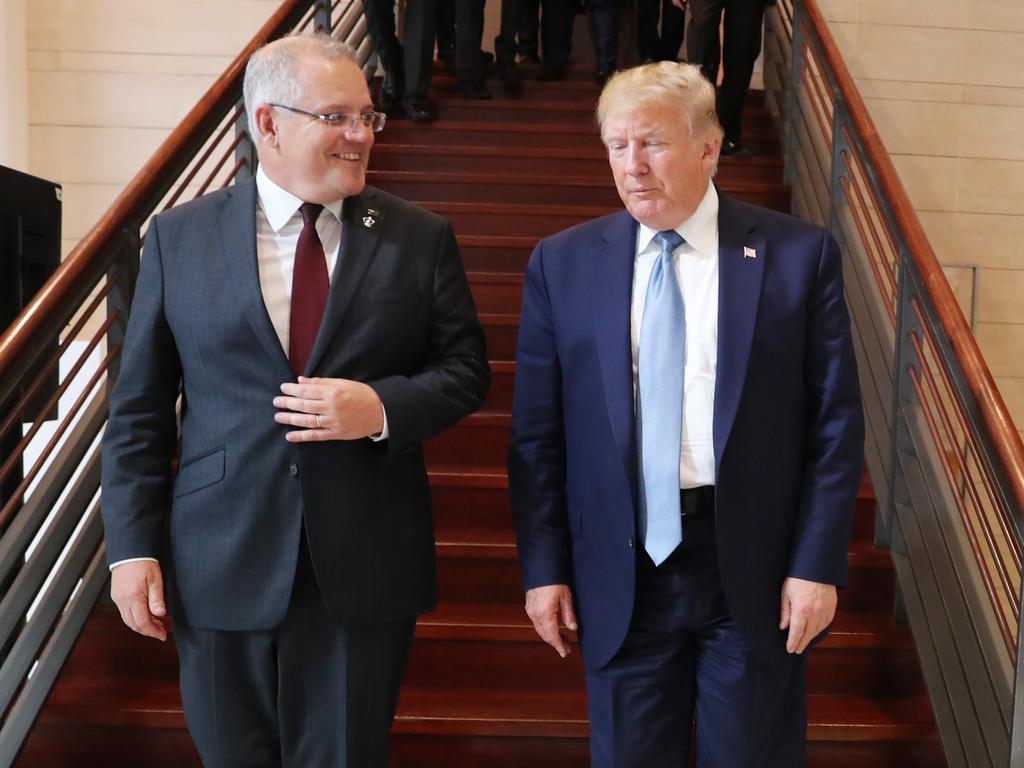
{"left": 818, "top": 0, "right": 1024, "bottom": 440}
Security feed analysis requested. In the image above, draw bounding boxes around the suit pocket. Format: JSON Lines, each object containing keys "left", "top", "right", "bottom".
{"left": 174, "top": 447, "right": 225, "bottom": 498}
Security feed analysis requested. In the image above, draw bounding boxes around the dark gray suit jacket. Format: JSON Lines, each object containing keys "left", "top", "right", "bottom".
{"left": 101, "top": 178, "right": 490, "bottom": 631}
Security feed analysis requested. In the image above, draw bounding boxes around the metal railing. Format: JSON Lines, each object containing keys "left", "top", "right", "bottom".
{"left": 764, "top": 2, "right": 1024, "bottom": 765}
{"left": 0, "top": 1, "right": 371, "bottom": 762}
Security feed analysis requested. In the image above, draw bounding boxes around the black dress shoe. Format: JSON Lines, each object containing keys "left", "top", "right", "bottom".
{"left": 498, "top": 62, "right": 522, "bottom": 93}
{"left": 720, "top": 140, "right": 753, "bottom": 157}
{"left": 595, "top": 67, "right": 613, "bottom": 86}
{"left": 378, "top": 69, "right": 404, "bottom": 111}
{"left": 402, "top": 101, "right": 432, "bottom": 122}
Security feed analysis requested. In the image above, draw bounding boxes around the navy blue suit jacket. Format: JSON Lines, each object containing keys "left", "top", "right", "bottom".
{"left": 508, "top": 191, "right": 864, "bottom": 667}
{"left": 101, "top": 179, "right": 490, "bottom": 631}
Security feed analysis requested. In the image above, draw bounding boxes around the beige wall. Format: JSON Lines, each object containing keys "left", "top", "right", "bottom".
{"left": 25, "top": 0, "right": 279, "bottom": 260}
{"left": 818, "top": 0, "right": 1024, "bottom": 441}
{"left": 0, "top": 0, "right": 29, "bottom": 171}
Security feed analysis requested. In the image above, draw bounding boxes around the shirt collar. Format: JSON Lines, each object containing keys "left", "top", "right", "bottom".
{"left": 255, "top": 165, "right": 345, "bottom": 233}
{"left": 636, "top": 181, "right": 719, "bottom": 257}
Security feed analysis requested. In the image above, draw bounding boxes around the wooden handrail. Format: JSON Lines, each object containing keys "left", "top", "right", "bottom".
{"left": 803, "top": 0, "right": 1024, "bottom": 515}
{"left": 0, "top": 0, "right": 313, "bottom": 391}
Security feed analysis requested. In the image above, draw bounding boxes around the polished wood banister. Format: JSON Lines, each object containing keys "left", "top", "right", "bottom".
{"left": 804, "top": 0, "right": 1024, "bottom": 514}
{"left": 0, "top": 0, "right": 313, "bottom": 395}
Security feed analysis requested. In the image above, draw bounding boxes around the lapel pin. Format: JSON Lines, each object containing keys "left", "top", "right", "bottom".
{"left": 743, "top": 246, "right": 757, "bottom": 259}
{"left": 362, "top": 214, "right": 376, "bottom": 228}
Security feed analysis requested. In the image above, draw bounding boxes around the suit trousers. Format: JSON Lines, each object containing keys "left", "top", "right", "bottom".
{"left": 174, "top": 535, "right": 416, "bottom": 768}
{"left": 583, "top": 511, "right": 806, "bottom": 767}
{"left": 686, "top": 0, "right": 766, "bottom": 143}
{"left": 363, "top": 0, "right": 437, "bottom": 106}
{"left": 636, "top": 0, "right": 686, "bottom": 62}
{"left": 455, "top": 0, "right": 487, "bottom": 87}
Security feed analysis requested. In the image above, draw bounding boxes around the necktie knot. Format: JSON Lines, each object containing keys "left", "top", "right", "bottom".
{"left": 654, "top": 229, "right": 684, "bottom": 256}
{"left": 300, "top": 202, "right": 323, "bottom": 227}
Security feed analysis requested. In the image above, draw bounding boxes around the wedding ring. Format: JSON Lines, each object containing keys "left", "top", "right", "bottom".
{"left": 315, "top": 415, "right": 322, "bottom": 430}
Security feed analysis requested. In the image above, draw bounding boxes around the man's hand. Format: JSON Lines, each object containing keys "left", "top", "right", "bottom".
{"left": 779, "top": 576, "right": 837, "bottom": 654}
{"left": 671, "top": 0, "right": 685, "bottom": 8}
{"left": 111, "top": 561, "right": 168, "bottom": 641}
{"left": 525, "top": 584, "right": 578, "bottom": 658}
{"left": 274, "top": 376, "right": 385, "bottom": 441}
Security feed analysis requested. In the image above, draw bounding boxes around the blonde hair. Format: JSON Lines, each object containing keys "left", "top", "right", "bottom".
{"left": 597, "top": 61, "right": 723, "bottom": 142}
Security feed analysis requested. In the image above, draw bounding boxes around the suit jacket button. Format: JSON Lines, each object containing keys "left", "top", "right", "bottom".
{"left": 627, "top": 538, "right": 634, "bottom": 549}
{"left": 288, "top": 463, "right": 299, "bottom": 477}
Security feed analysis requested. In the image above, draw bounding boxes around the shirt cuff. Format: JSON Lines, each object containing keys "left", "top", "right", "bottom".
{"left": 370, "top": 402, "right": 389, "bottom": 442}
{"left": 109, "top": 556, "right": 159, "bottom": 572}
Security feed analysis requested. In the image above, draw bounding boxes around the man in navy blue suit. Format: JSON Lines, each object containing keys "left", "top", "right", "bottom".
{"left": 509, "top": 61, "right": 863, "bottom": 766}
{"left": 102, "top": 33, "right": 489, "bottom": 767}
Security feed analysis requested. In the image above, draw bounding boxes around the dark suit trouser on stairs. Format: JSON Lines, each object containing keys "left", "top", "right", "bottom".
{"left": 583, "top": 512, "right": 807, "bottom": 767}
{"left": 363, "top": 0, "right": 437, "bottom": 106}
{"left": 636, "top": 0, "right": 686, "bottom": 62}
{"left": 175, "top": 536, "right": 416, "bottom": 768}
{"left": 686, "top": 0, "right": 766, "bottom": 144}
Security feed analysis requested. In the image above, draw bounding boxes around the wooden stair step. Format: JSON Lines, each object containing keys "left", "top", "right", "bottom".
{"left": 468, "top": 272, "right": 524, "bottom": 315}
{"left": 379, "top": 121, "right": 781, "bottom": 156}
{"left": 422, "top": 100, "right": 781, "bottom": 133}
{"left": 392, "top": 688, "right": 938, "bottom": 742}
{"left": 372, "top": 144, "right": 785, "bottom": 183}
{"left": 371, "top": 171, "right": 790, "bottom": 209}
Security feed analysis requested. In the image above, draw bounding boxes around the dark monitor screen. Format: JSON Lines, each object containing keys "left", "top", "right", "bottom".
{"left": 0, "top": 164, "right": 62, "bottom": 424}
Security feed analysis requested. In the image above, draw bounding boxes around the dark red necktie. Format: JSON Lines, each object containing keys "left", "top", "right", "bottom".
{"left": 289, "top": 202, "right": 329, "bottom": 376}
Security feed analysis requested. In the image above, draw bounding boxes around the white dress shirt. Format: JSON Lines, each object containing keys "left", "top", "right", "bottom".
{"left": 631, "top": 181, "right": 719, "bottom": 489}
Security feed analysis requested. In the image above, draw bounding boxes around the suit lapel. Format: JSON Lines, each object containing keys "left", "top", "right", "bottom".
{"left": 592, "top": 211, "right": 639, "bottom": 480}
{"left": 713, "top": 192, "right": 765, "bottom": 469}
{"left": 305, "top": 188, "right": 383, "bottom": 375}
{"left": 215, "top": 178, "right": 293, "bottom": 379}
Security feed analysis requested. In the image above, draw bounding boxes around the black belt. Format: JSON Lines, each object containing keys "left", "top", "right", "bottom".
{"left": 680, "top": 486, "right": 714, "bottom": 517}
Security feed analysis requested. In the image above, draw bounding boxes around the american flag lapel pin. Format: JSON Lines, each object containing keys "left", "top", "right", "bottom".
{"left": 743, "top": 246, "right": 757, "bottom": 259}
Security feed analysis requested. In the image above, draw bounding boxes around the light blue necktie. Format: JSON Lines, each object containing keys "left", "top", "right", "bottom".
{"left": 638, "top": 230, "right": 685, "bottom": 566}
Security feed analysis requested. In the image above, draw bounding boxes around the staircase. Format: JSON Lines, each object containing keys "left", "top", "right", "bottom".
{"left": 13, "top": 63, "right": 946, "bottom": 767}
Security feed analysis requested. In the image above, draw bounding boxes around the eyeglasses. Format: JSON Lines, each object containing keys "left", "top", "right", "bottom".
{"left": 269, "top": 104, "right": 386, "bottom": 132}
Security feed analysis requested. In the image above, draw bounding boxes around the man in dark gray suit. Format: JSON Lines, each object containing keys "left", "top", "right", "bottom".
{"left": 101, "top": 33, "right": 490, "bottom": 767}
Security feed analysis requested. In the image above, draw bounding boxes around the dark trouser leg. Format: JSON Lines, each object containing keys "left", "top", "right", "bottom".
{"left": 496, "top": 0, "right": 523, "bottom": 66}
{"left": 278, "top": 544, "right": 416, "bottom": 767}
{"left": 686, "top": 0, "right": 725, "bottom": 85}
{"left": 584, "top": 512, "right": 807, "bottom": 767}
{"left": 636, "top": 0, "right": 661, "bottom": 62}
{"left": 588, "top": 0, "right": 618, "bottom": 74}
{"left": 455, "top": 0, "right": 487, "bottom": 86}
{"left": 540, "top": 0, "right": 575, "bottom": 73}
{"left": 692, "top": 619, "right": 806, "bottom": 767}
{"left": 660, "top": 0, "right": 686, "bottom": 61}
{"left": 436, "top": 0, "right": 456, "bottom": 56}
{"left": 175, "top": 539, "right": 417, "bottom": 768}
{"left": 363, "top": 0, "right": 403, "bottom": 79}
{"left": 403, "top": 0, "right": 437, "bottom": 106}
{"left": 519, "top": 0, "right": 541, "bottom": 56}
{"left": 176, "top": 623, "right": 280, "bottom": 768}
{"left": 717, "top": 0, "right": 764, "bottom": 143}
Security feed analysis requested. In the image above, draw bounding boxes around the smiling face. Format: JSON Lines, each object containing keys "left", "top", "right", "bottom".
{"left": 254, "top": 52, "right": 373, "bottom": 203}
{"left": 602, "top": 102, "right": 720, "bottom": 231}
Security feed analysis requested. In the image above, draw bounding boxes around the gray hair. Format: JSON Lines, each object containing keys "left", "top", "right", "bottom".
{"left": 597, "top": 61, "right": 724, "bottom": 142}
{"left": 243, "top": 33, "right": 359, "bottom": 141}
